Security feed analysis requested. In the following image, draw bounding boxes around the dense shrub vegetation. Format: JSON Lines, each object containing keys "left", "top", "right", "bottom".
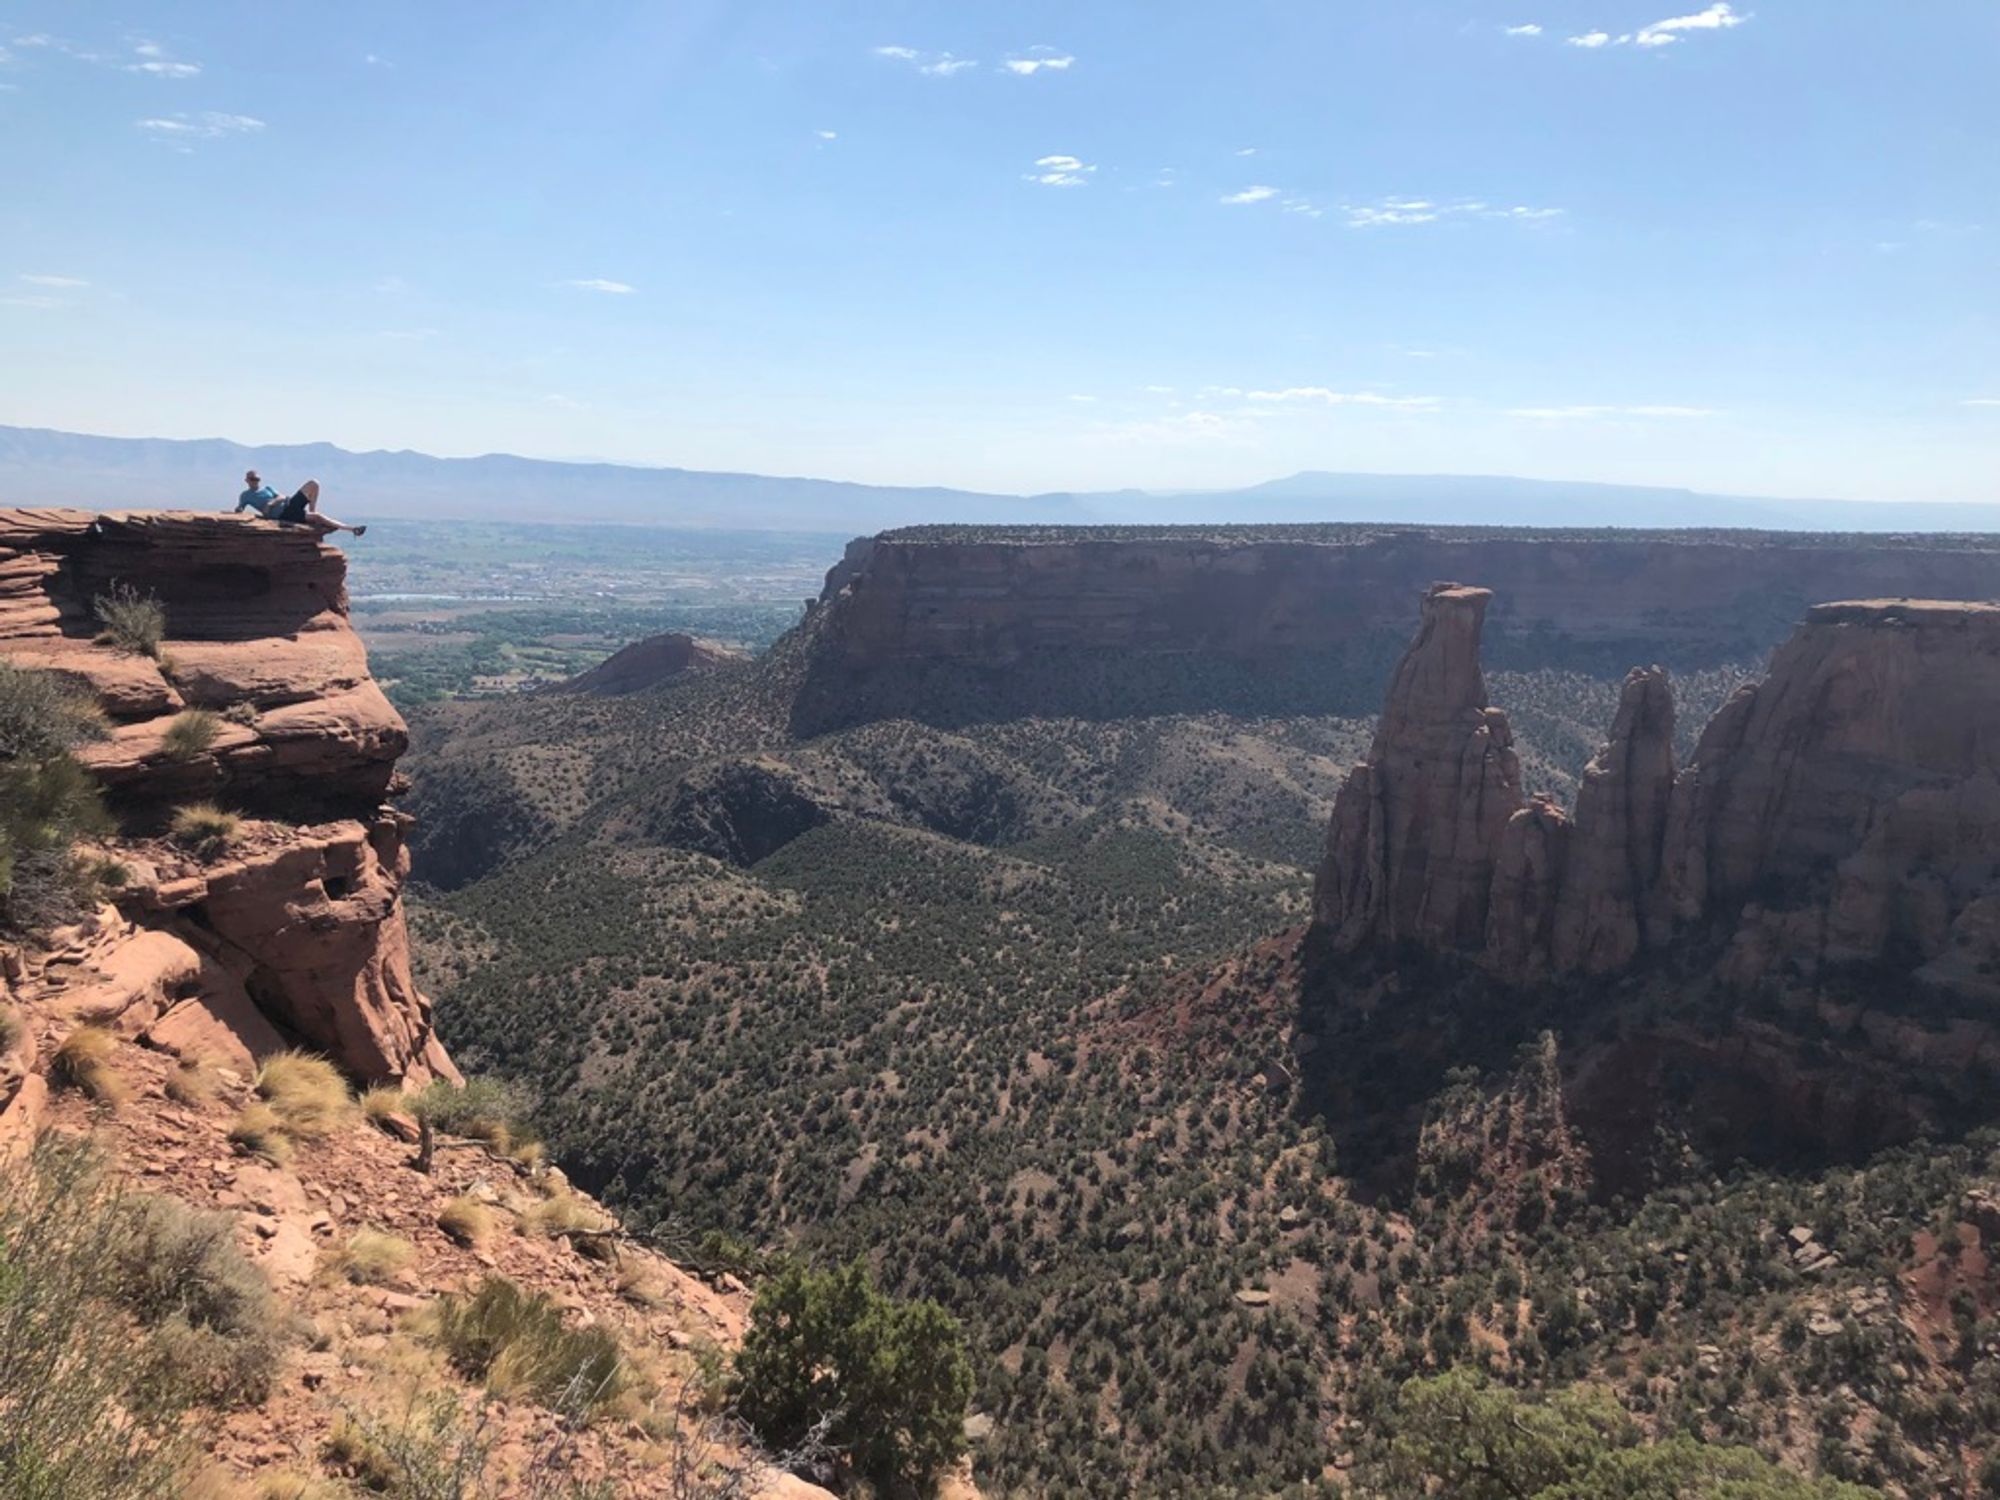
{"left": 0, "top": 662, "right": 107, "bottom": 931}
{"left": 0, "top": 1137, "right": 299, "bottom": 1496}
{"left": 734, "top": 1259, "right": 972, "bottom": 1494}
{"left": 411, "top": 624, "right": 1999, "bottom": 1496}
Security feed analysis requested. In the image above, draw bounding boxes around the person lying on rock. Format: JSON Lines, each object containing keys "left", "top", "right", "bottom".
{"left": 234, "top": 470, "right": 367, "bottom": 537}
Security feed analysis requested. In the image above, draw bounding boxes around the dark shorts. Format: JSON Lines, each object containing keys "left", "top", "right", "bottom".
{"left": 274, "top": 490, "right": 312, "bottom": 524}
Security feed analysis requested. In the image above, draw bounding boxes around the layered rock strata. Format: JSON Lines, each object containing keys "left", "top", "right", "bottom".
{"left": 0, "top": 509, "right": 452, "bottom": 1087}
{"left": 799, "top": 526, "right": 2000, "bottom": 730}
{"left": 1313, "top": 588, "right": 2000, "bottom": 997}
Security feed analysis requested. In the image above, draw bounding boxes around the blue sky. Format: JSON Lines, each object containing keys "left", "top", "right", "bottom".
{"left": 1, "top": 1, "right": 1995, "bottom": 502}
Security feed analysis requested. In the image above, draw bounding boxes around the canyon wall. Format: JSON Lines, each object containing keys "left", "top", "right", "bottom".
{"left": 0, "top": 509, "right": 453, "bottom": 1112}
{"left": 796, "top": 526, "right": 2000, "bottom": 731}
{"left": 1312, "top": 583, "right": 2000, "bottom": 1000}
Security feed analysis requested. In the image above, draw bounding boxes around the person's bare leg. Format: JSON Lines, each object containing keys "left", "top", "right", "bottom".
{"left": 298, "top": 479, "right": 366, "bottom": 537}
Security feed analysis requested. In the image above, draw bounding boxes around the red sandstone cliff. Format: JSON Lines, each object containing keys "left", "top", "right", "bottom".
{"left": 798, "top": 528, "right": 2000, "bottom": 729}
{"left": 0, "top": 509, "right": 453, "bottom": 1142}
{"left": 1316, "top": 585, "right": 1525, "bottom": 952}
{"left": 1314, "top": 587, "right": 2000, "bottom": 997}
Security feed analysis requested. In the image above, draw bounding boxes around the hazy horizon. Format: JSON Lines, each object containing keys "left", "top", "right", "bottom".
{"left": 3, "top": 2, "right": 1995, "bottom": 505}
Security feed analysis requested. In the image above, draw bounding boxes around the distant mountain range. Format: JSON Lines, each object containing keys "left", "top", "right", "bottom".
{"left": 4, "top": 422, "right": 1997, "bottom": 534}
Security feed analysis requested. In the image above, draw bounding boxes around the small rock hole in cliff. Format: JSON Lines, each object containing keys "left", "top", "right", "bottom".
{"left": 322, "top": 874, "right": 353, "bottom": 901}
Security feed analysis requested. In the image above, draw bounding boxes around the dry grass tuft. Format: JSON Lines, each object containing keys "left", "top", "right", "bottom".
{"left": 247, "top": 1471, "right": 352, "bottom": 1500}
{"left": 164, "top": 1053, "right": 223, "bottom": 1107}
{"left": 438, "top": 1195, "right": 498, "bottom": 1248}
{"left": 160, "top": 708, "right": 222, "bottom": 763}
{"left": 51, "top": 1024, "right": 124, "bottom": 1107}
{"left": 615, "top": 1259, "right": 671, "bottom": 1308}
{"left": 227, "top": 1102, "right": 294, "bottom": 1165}
{"left": 92, "top": 582, "right": 166, "bottom": 658}
{"left": 520, "top": 1191, "right": 614, "bottom": 1240}
{"left": 255, "top": 1051, "right": 353, "bottom": 1141}
{"left": 359, "top": 1084, "right": 413, "bottom": 1131}
{"left": 169, "top": 802, "right": 241, "bottom": 859}
{"left": 433, "top": 1275, "right": 627, "bottom": 1410}
{"left": 335, "top": 1227, "right": 416, "bottom": 1286}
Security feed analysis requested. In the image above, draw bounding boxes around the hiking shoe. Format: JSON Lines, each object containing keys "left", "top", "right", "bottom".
{"left": 352, "top": 525, "right": 368, "bottom": 537}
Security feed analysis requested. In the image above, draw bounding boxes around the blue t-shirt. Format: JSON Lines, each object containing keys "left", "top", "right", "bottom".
{"left": 236, "top": 485, "right": 279, "bottom": 515}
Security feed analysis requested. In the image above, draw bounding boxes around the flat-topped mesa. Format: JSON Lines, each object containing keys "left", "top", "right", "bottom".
{"left": 794, "top": 526, "right": 2000, "bottom": 732}
{"left": 1314, "top": 587, "right": 2000, "bottom": 1000}
{"left": 0, "top": 509, "right": 452, "bottom": 1085}
{"left": 1314, "top": 584, "right": 1526, "bottom": 953}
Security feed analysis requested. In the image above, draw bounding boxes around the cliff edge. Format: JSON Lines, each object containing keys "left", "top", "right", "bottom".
{"left": 0, "top": 508, "right": 453, "bottom": 1147}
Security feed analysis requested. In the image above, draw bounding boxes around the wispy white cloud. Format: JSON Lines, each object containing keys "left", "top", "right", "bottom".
{"left": 1509, "top": 404, "right": 1716, "bottom": 419}
{"left": 136, "top": 111, "right": 264, "bottom": 144}
{"left": 1964, "top": 398, "right": 2000, "bottom": 409}
{"left": 0, "top": 294, "right": 62, "bottom": 309}
{"left": 21, "top": 33, "right": 201, "bottom": 75}
{"left": 376, "top": 328, "right": 439, "bottom": 341}
{"left": 1567, "top": 5, "right": 1749, "bottom": 51}
{"left": 543, "top": 394, "right": 586, "bottom": 410}
{"left": 1344, "top": 197, "right": 1562, "bottom": 228}
{"left": 1636, "top": 2, "right": 1748, "bottom": 45}
{"left": 1027, "top": 154, "right": 1095, "bottom": 187}
{"left": 1002, "top": 47, "right": 1074, "bottom": 75}
{"left": 1221, "top": 185, "right": 1279, "bottom": 205}
{"left": 127, "top": 41, "right": 198, "bottom": 77}
{"left": 364, "top": 53, "right": 392, "bottom": 67}
{"left": 875, "top": 45, "right": 978, "bottom": 76}
{"left": 1346, "top": 198, "right": 1440, "bottom": 226}
{"left": 19, "top": 273, "right": 88, "bottom": 288}
{"left": 1234, "top": 147, "right": 1258, "bottom": 157}
{"left": 1246, "top": 387, "right": 1441, "bottom": 409}
{"left": 11, "top": 33, "right": 104, "bottom": 63}
{"left": 815, "top": 129, "right": 837, "bottom": 141}
{"left": 560, "top": 278, "right": 636, "bottom": 294}
{"left": 1504, "top": 23, "right": 1544, "bottom": 36}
